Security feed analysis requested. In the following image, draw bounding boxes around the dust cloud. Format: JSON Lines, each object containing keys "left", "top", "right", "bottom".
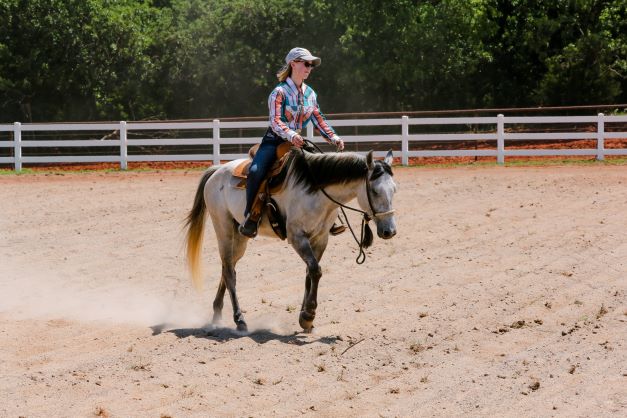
{"left": 0, "top": 263, "right": 208, "bottom": 329}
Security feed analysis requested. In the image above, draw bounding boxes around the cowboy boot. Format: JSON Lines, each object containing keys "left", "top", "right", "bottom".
{"left": 238, "top": 216, "right": 259, "bottom": 238}
{"left": 239, "top": 179, "right": 267, "bottom": 238}
{"left": 330, "top": 222, "right": 346, "bottom": 236}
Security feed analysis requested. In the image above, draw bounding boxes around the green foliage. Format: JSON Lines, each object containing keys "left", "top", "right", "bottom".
{"left": 0, "top": 0, "right": 626, "bottom": 122}
{"left": 0, "top": 0, "right": 164, "bottom": 121}
{"left": 330, "top": 0, "right": 494, "bottom": 111}
{"left": 155, "top": 0, "right": 305, "bottom": 118}
{"left": 533, "top": 0, "right": 627, "bottom": 105}
{"left": 482, "top": 0, "right": 627, "bottom": 107}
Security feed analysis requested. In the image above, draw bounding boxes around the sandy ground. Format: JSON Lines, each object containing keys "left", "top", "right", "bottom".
{"left": 0, "top": 165, "right": 626, "bottom": 417}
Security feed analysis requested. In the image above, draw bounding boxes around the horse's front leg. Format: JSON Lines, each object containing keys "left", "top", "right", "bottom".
{"left": 291, "top": 232, "right": 328, "bottom": 332}
{"left": 222, "top": 263, "right": 247, "bottom": 332}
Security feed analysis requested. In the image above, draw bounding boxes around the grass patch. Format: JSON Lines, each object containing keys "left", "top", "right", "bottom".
{"left": 0, "top": 166, "right": 208, "bottom": 176}
{"left": 0, "top": 167, "right": 121, "bottom": 175}
{"left": 503, "top": 157, "right": 627, "bottom": 167}
{"left": 1, "top": 157, "right": 625, "bottom": 175}
{"left": 400, "top": 157, "right": 627, "bottom": 169}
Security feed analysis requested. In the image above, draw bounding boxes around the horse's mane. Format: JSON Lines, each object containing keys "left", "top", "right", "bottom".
{"left": 286, "top": 150, "right": 392, "bottom": 194}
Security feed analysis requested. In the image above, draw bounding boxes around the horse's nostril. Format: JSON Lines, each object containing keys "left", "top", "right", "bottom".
{"left": 384, "top": 230, "right": 396, "bottom": 238}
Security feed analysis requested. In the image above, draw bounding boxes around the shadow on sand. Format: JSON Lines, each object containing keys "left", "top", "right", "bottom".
{"left": 150, "top": 323, "right": 339, "bottom": 346}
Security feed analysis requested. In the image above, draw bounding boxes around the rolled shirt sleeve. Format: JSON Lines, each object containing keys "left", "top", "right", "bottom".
{"left": 310, "top": 95, "right": 339, "bottom": 144}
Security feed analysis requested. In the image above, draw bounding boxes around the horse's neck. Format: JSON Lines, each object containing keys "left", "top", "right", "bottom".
{"left": 315, "top": 178, "right": 362, "bottom": 206}
{"left": 281, "top": 177, "right": 361, "bottom": 215}
{"left": 283, "top": 151, "right": 366, "bottom": 210}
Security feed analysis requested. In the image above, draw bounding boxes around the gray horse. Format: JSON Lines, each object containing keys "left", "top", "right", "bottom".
{"left": 185, "top": 149, "right": 397, "bottom": 332}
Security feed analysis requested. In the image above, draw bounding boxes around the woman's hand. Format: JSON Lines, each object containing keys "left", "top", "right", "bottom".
{"left": 291, "top": 134, "right": 304, "bottom": 148}
{"left": 334, "top": 138, "right": 345, "bottom": 151}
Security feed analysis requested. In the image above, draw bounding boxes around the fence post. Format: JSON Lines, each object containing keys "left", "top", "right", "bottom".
{"left": 14, "top": 122, "right": 22, "bottom": 172}
{"left": 401, "top": 115, "right": 409, "bottom": 165}
{"left": 119, "top": 121, "right": 128, "bottom": 170}
{"left": 213, "top": 119, "right": 220, "bottom": 165}
{"left": 497, "top": 114, "right": 505, "bottom": 165}
{"left": 596, "top": 113, "right": 605, "bottom": 161}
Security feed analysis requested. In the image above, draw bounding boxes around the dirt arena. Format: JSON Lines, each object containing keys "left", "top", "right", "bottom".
{"left": 1, "top": 164, "right": 625, "bottom": 417}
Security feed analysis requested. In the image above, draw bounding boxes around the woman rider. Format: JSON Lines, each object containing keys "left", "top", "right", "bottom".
{"left": 239, "top": 47, "right": 345, "bottom": 238}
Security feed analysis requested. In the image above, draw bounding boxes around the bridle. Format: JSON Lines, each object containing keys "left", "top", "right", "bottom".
{"left": 364, "top": 170, "right": 396, "bottom": 219}
{"left": 301, "top": 140, "right": 395, "bottom": 264}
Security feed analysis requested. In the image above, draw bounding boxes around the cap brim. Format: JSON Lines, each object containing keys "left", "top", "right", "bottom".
{"left": 301, "top": 55, "right": 321, "bottom": 66}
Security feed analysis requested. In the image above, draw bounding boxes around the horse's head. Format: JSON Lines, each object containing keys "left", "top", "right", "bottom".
{"left": 357, "top": 150, "right": 398, "bottom": 240}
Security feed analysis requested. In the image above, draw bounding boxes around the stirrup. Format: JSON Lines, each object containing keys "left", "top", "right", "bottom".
{"left": 330, "top": 222, "right": 346, "bottom": 236}
{"left": 238, "top": 217, "right": 258, "bottom": 238}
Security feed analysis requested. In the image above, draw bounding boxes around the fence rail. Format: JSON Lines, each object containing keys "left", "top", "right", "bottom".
{"left": 1, "top": 113, "right": 626, "bottom": 171}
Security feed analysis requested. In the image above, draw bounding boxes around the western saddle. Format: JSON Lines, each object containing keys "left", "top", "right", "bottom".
{"left": 232, "top": 141, "right": 293, "bottom": 239}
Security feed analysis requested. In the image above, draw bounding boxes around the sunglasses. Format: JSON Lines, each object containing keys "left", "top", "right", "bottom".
{"left": 295, "top": 60, "right": 316, "bottom": 68}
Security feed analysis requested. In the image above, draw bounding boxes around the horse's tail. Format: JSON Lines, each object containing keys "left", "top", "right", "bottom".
{"left": 185, "top": 165, "right": 219, "bottom": 290}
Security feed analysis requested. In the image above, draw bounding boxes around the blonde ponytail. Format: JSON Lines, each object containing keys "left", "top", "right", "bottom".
{"left": 276, "top": 64, "right": 291, "bottom": 82}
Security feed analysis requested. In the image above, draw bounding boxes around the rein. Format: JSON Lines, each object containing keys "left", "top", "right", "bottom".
{"left": 319, "top": 184, "right": 371, "bottom": 264}
{"left": 300, "top": 140, "right": 393, "bottom": 264}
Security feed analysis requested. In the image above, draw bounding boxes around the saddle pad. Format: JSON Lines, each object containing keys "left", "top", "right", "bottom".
{"left": 232, "top": 141, "right": 293, "bottom": 183}
{"left": 233, "top": 159, "right": 289, "bottom": 190}
{"left": 232, "top": 141, "right": 292, "bottom": 180}
{"left": 232, "top": 160, "right": 251, "bottom": 179}
{"left": 235, "top": 178, "right": 247, "bottom": 190}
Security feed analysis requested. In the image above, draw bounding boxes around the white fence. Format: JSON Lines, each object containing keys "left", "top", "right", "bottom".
{"left": 1, "top": 113, "right": 626, "bottom": 171}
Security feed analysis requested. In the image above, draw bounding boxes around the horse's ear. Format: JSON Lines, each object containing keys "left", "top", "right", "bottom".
{"left": 384, "top": 150, "right": 393, "bottom": 166}
{"left": 366, "top": 150, "right": 374, "bottom": 170}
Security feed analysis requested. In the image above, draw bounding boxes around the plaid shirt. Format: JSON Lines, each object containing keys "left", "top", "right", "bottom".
{"left": 268, "top": 77, "right": 340, "bottom": 144}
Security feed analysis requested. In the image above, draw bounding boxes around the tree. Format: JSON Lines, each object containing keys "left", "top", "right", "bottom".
{"left": 482, "top": 0, "right": 627, "bottom": 107}
{"left": 535, "top": 0, "right": 627, "bottom": 105}
{"left": 154, "top": 0, "right": 307, "bottom": 119}
{"left": 317, "top": 0, "right": 494, "bottom": 111}
{"left": 1, "top": 0, "right": 626, "bottom": 122}
{"left": 0, "top": 0, "right": 163, "bottom": 122}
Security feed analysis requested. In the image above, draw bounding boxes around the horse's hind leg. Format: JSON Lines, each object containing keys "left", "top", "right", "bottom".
{"left": 213, "top": 218, "right": 249, "bottom": 332}
{"left": 212, "top": 278, "right": 226, "bottom": 324}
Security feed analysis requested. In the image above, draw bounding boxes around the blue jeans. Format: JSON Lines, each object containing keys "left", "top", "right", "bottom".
{"left": 244, "top": 128, "right": 286, "bottom": 217}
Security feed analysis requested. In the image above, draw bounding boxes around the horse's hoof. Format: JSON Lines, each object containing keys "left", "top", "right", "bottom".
{"left": 299, "top": 311, "right": 315, "bottom": 331}
{"left": 236, "top": 322, "right": 248, "bottom": 332}
{"left": 302, "top": 326, "right": 314, "bottom": 334}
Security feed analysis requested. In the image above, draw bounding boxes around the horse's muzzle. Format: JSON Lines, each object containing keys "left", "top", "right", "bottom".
{"left": 379, "top": 228, "right": 397, "bottom": 239}
{"left": 375, "top": 216, "right": 396, "bottom": 240}
{"left": 377, "top": 222, "right": 396, "bottom": 239}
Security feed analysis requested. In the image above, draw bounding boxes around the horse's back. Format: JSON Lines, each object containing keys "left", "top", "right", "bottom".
{"left": 201, "top": 156, "right": 333, "bottom": 240}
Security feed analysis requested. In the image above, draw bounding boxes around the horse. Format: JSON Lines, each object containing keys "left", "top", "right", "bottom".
{"left": 184, "top": 148, "right": 398, "bottom": 333}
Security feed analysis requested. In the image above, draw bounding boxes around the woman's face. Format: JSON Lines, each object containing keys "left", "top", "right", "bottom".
{"left": 290, "top": 60, "right": 314, "bottom": 81}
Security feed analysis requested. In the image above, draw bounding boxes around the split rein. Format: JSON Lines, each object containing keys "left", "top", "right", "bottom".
{"left": 300, "top": 140, "right": 392, "bottom": 264}
{"left": 320, "top": 183, "right": 372, "bottom": 265}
